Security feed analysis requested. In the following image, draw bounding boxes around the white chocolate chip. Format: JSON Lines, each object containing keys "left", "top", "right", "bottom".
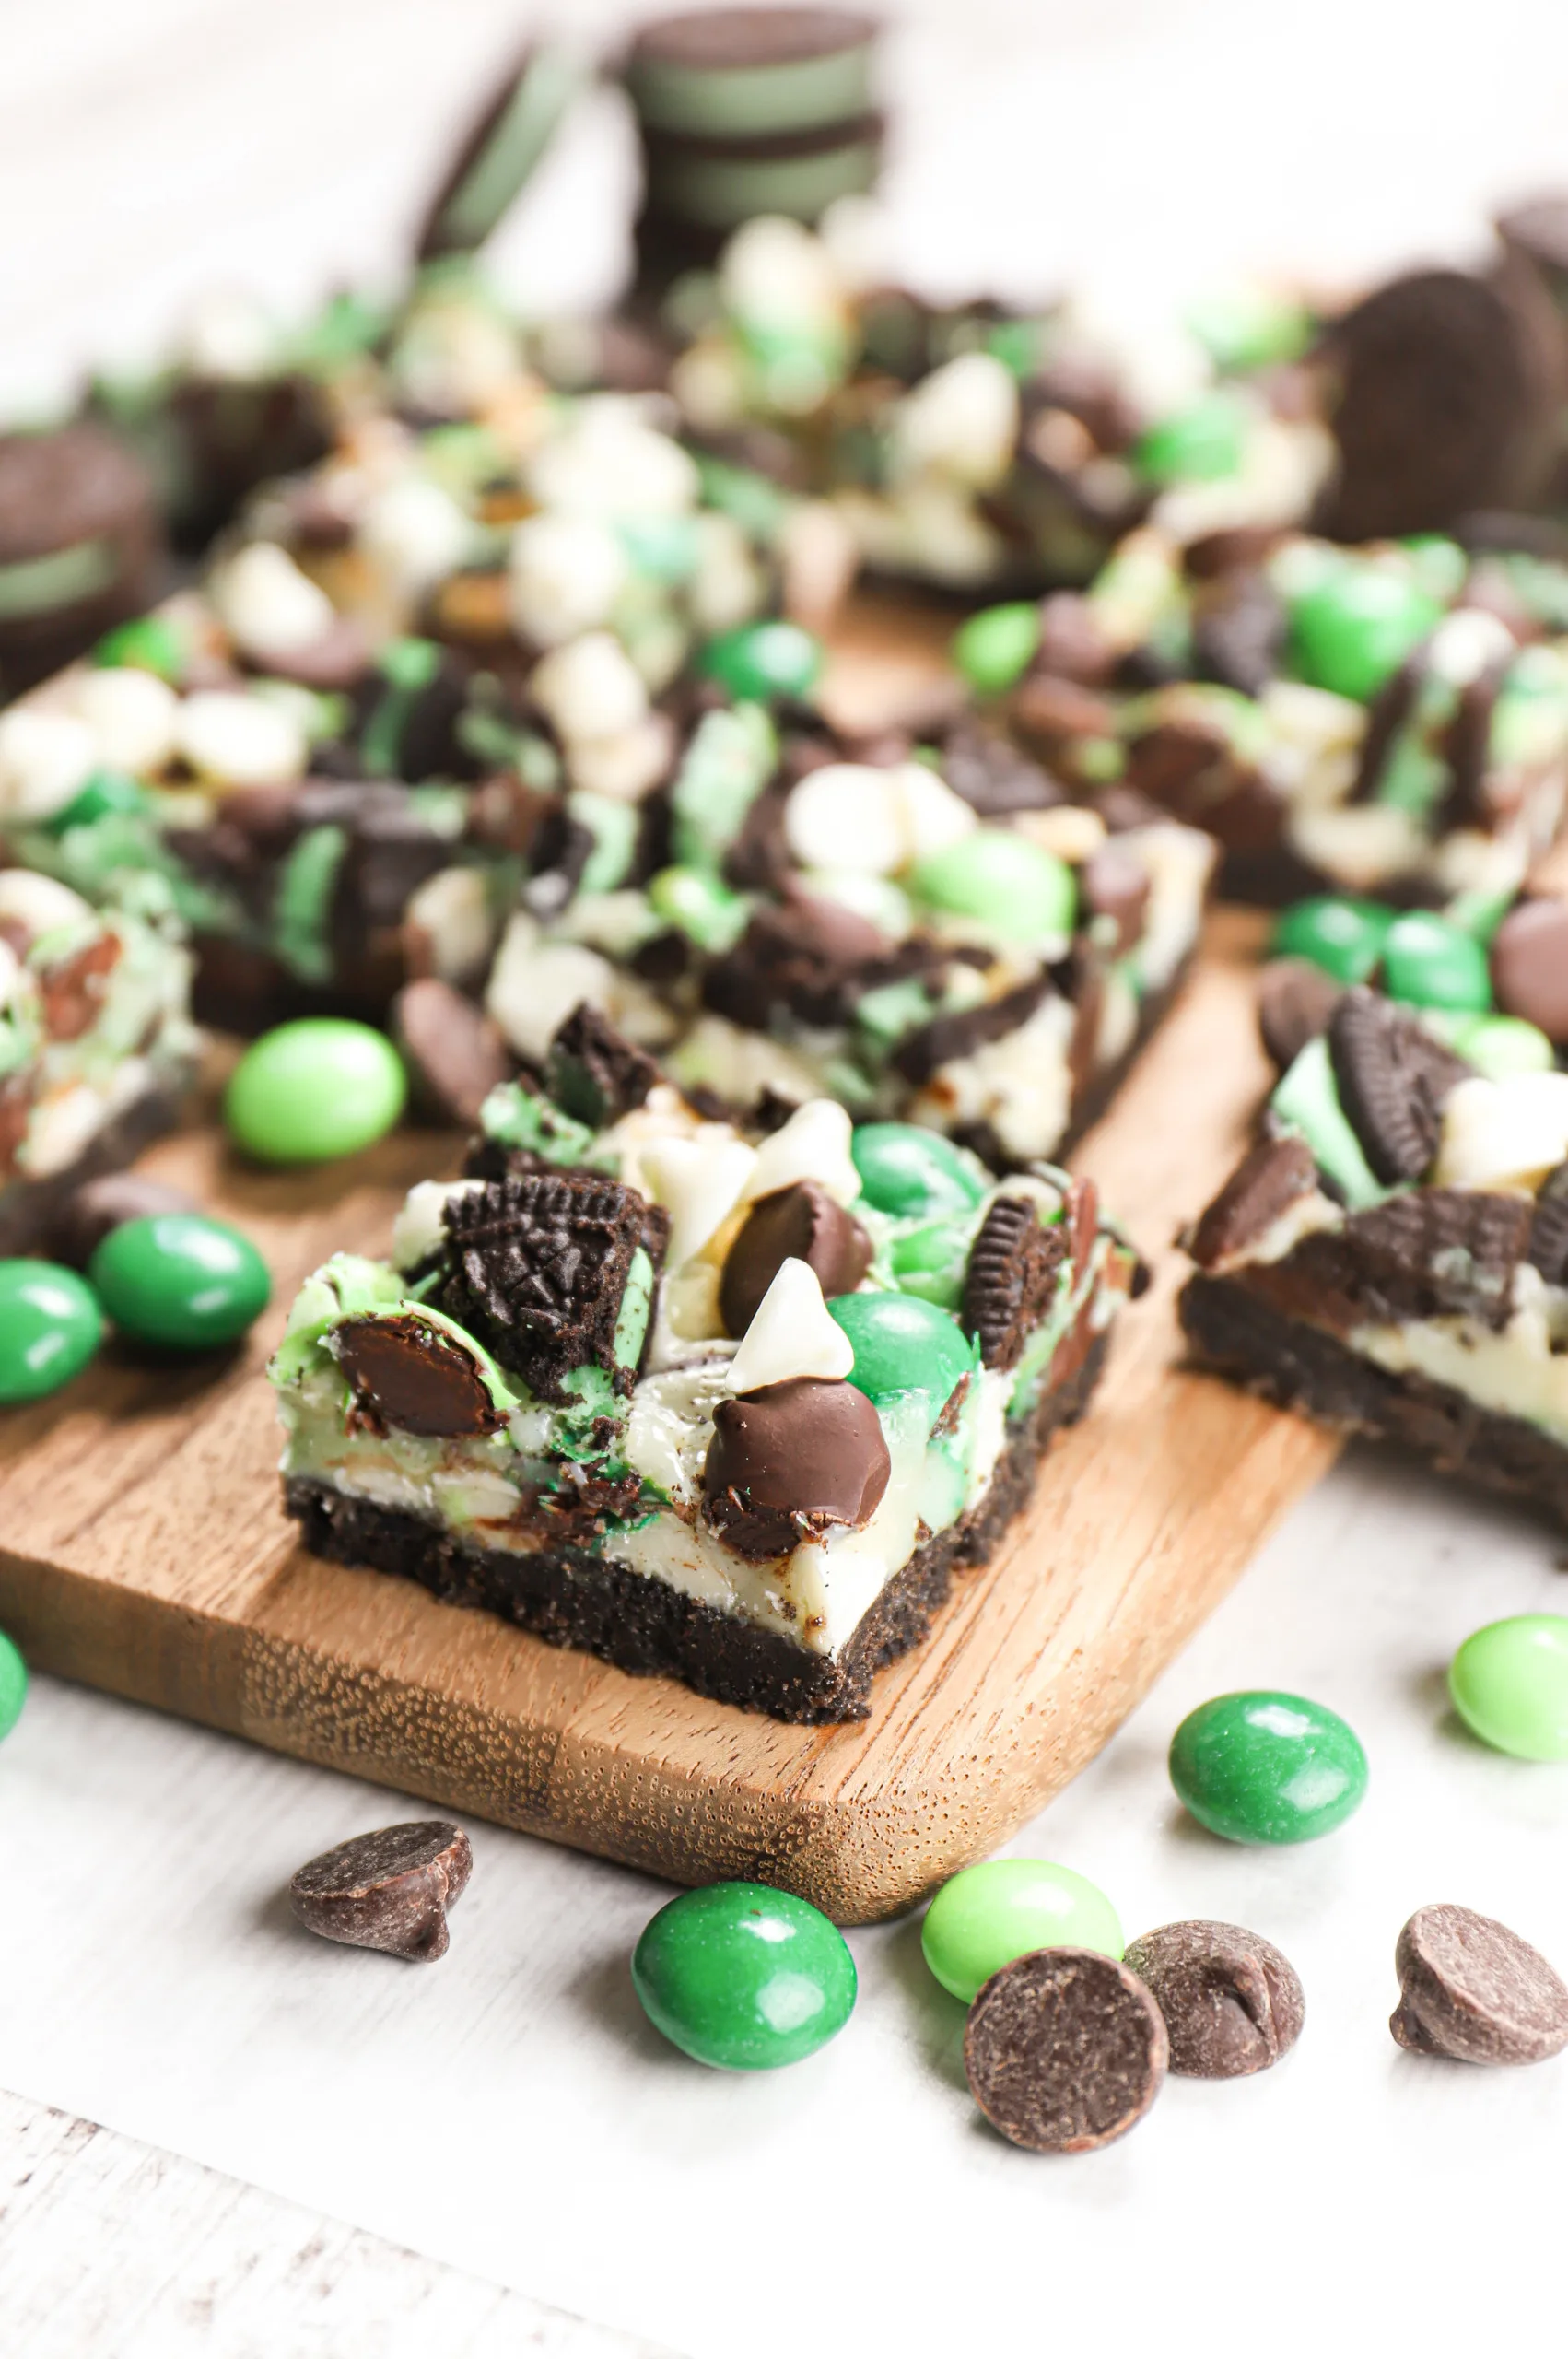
{"left": 179, "top": 289, "right": 277, "bottom": 380}
{"left": 209, "top": 542, "right": 336, "bottom": 663}
{"left": 1017, "top": 804, "right": 1107, "bottom": 863}
{"left": 359, "top": 476, "right": 474, "bottom": 598}
{"left": 726, "top": 1257, "right": 855, "bottom": 1393}
{"left": 175, "top": 690, "right": 306, "bottom": 788}
{"left": 784, "top": 762, "right": 907, "bottom": 874}
{"left": 391, "top": 1178, "right": 486, "bottom": 1273}
{"left": 890, "top": 353, "right": 1019, "bottom": 490}
{"left": 720, "top": 216, "right": 846, "bottom": 333}
{"left": 404, "top": 865, "right": 496, "bottom": 984}
{"left": 0, "top": 868, "right": 94, "bottom": 940}
{"left": 530, "top": 631, "right": 649, "bottom": 745}
{"left": 17, "top": 1081, "right": 109, "bottom": 1177}
{"left": 742, "top": 1098, "right": 860, "bottom": 1209}
{"left": 508, "top": 512, "right": 628, "bottom": 648}
{"left": 566, "top": 711, "right": 674, "bottom": 803}
{"left": 1434, "top": 1072, "right": 1568, "bottom": 1192}
{"left": 0, "top": 709, "right": 97, "bottom": 821}
{"left": 483, "top": 911, "right": 615, "bottom": 1064}
{"left": 688, "top": 511, "right": 765, "bottom": 636}
{"left": 69, "top": 667, "right": 179, "bottom": 774}
{"left": 640, "top": 1135, "right": 758, "bottom": 1271}
{"left": 528, "top": 398, "right": 698, "bottom": 521}
{"left": 895, "top": 761, "right": 976, "bottom": 861}
{"left": 0, "top": 936, "right": 18, "bottom": 1012}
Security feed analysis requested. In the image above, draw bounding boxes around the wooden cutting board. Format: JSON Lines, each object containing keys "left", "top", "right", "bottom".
{"left": 0, "top": 908, "right": 1339, "bottom": 1922}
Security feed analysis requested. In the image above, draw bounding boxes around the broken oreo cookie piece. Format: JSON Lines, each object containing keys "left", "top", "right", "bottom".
{"left": 334, "top": 1312, "right": 503, "bottom": 1438}
{"left": 703, "top": 1376, "right": 890, "bottom": 1558}
{"left": 393, "top": 977, "right": 512, "bottom": 1127}
{"left": 1258, "top": 957, "right": 1341, "bottom": 1073}
{"left": 719, "top": 1180, "right": 872, "bottom": 1338}
{"left": 1188, "top": 1133, "right": 1319, "bottom": 1271}
{"left": 547, "top": 1001, "right": 658, "bottom": 1128}
{"left": 438, "top": 1170, "right": 649, "bottom": 1401}
{"left": 1328, "top": 987, "right": 1471, "bottom": 1186}
{"left": 1527, "top": 1163, "right": 1568, "bottom": 1286}
{"left": 961, "top": 1195, "right": 1067, "bottom": 1370}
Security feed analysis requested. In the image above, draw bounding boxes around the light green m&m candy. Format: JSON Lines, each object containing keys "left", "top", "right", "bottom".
{"left": 0, "top": 1260, "right": 102, "bottom": 1403}
{"left": 648, "top": 863, "right": 750, "bottom": 951}
{"left": 1380, "top": 910, "right": 1492, "bottom": 1013}
{"left": 1450, "top": 1615, "right": 1568, "bottom": 1760}
{"left": 1289, "top": 563, "right": 1442, "bottom": 703}
{"left": 921, "top": 1859, "right": 1124, "bottom": 2004}
{"left": 0, "top": 1631, "right": 26, "bottom": 1743}
{"left": 699, "top": 619, "right": 823, "bottom": 704}
{"left": 829, "top": 1289, "right": 973, "bottom": 1416}
{"left": 907, "top": 827, "right": 1076, "bottom": 942}
{"left": 632, "top": 1881, "right": 856, "bottom": 2071}
{"left": 1134, "top": 393, "right": 1247, "bottom": 486}
{"left": 952, "top": 601, "right": 1041, "bottom": 698}
{"left": 1449, "top": 1013, "right": 1555, "bottom": 1078}
{"left": 850, "top": 1122, "right": 987, "bottom": 1218}
{"left": 226, "top": 1018, "right": 408, "bottom": 1164}
{"left": 89, "top": 1214, "right": 271, "bottom": 1351}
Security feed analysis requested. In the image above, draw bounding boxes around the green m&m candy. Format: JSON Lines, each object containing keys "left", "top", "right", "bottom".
{"left": 43, "top": 769, "right": 147, "bottom": 835}
{"left": 1270, "top": 894, "right": 1394, "bottom": 984}
{"left": 1289, "top": 563, "right": 1442, "bottom": 703}
{"left": 631, "top": 1881, "right": 856, "bottom": 2070}
{"left": 699, "top": 619, "right": 823, "bottom": 704}
{"left": 226, "top": 1018, "right": 408, "bottom": 1164}
{"left": 1449, "top": 1013, "right": 1555, "bottom": 1078}
{"left": 1170, "top": 1690, "right": 1368, "bottom": 1844}
{"left": 0, "top": 1631, "right": 25, "bottom": 1743}
{"left": 1134, "top": 393, "right": 1248, "bottom": 486}
{"left": 828, "top": 1288, "right": 973, "bottom": 1416}
{"left": 648, "top": 863, "right": 750, "bottom": 952}
{"left": 89, "top": 1214, "right": 271, "bottom": 1351}
{"left": 889, "top": 1217, "right": 975, "bottom": 1308}
{"left": 907, "top": 827, "right": 1076, "bottom": 941}
{"left": 93, "top": 612, "right": 185, "bottom": 680}
{"left": 850, "top": 1122, "right": 987, "bottom": 1218}
{"left": 1449, "top": 1615, "right": 1568, "bottom": 1760}
{"left": 952, "top": 602, "right": 1040, "bottom": 698}
{"left": 921, "top": 1859, "right": 1124, "bottom": 2004}
{"left": 1380, "top": 910, "right": 1492, "bottom": 1013}
{"left": 0, "top": 1260, "right": 102, "bottom": 1403}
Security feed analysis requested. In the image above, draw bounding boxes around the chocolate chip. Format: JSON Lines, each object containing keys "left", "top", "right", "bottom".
{"left": 1491, "top": 896, "right": 1568, "bottom": 1043}
{"left": 49, "top": 1172, "right": 198, "bottom": 1269}
{"left": 289, "top": 1821, "right": 473, "bottom": 1963}
{"left": 703, "top": 1378, "right": 891, "bottom": 1559}
{"left": 1258, "top": 957, "right": 1342, "bottom": 1071}
{"left": 1328, "top": 987, "right": 1472, "bottom": 1185}
{"left": 547, "top": 1001, "right": 658, "bottom": 1128}
{"left": 393, "top": 977, "right": 512, "bottom": 1127}
{"left": 961, "top": 1195, "right": 1068, "bottom": 1370}
{"left": 1123, "top": 1920, "right": 1305, "bottom": 2078}
{"left": 1390, "top": 1904, "right": 1568, "bottom": 2064}
{"left": 1528, "top": 1164, "right": 1568, "bottom": 1285}
{"left": 1122, "top": 718, "right": 1280, "bottom": 853}
{"left": 941, "top": 721, "right": 1060, "bottom": 816}
{"left": 437, "top": 1171, "right": 648, "bottom": 1401}
{"left": 1188, "top": 1133, "right": 1319, "bottom": 1270}
{"left": 964, "top": 1948, "right": 1168, "bottom": 2154}
{"left": 1032, "top": 593, "right": 1117, "bottom": 687}
{"left": 719, "top": 1181, "right": 872, "bottom": 1338}
{"left": 1081, "top": 839, "right": 1151, "bottom": 957}
{"left": 1316, "top": 269, "right": 1561, "bottom": 540}
{"left": 1183, "top": 525, "right": 1282, "bottom": 581}
{"left": 334, "top": 1313, "right": 504, "bottom": 1438}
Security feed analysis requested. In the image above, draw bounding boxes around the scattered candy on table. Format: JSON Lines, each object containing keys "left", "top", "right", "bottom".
{"left": 1390, "top": 1905, "right": 1568, "bottom": 2065}
{"left": 1167, "top": 1690, "right": 1368, "bottom": 1844}
{"left": 289, "top": 1822, "right": 474, "bottom": 1963}
{"left": 631, "top": 1881, "right": 856, "bottom": 2070}
{"left": 1448, "top": 1614, "right": 1568, "bottom": 1761}
{"left": 89, "top": 1213, "right": 272, "bottom": 1351}
{"left": 0, "top": 1260, "right": 103, "bottom": 1403}
{"left": 0, "top": 1630, "right": 27, "bottom": 1742}
{"left": 1122, "top": 1921, "right": 1304, "bottom": 2078}
{"left": 921, "top": 1858, "right": 1124, "bottom": 2005}
{"left": 225, "top": 1018, "right": 410, "bottom": 1164}
{"left": 963, "top": 1947, "right": 1167, "bottom": 2153}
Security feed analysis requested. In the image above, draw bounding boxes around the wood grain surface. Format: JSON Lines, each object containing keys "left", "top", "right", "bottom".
{"left": 0, "top": 904, "right": 1339, "bottom": 1922}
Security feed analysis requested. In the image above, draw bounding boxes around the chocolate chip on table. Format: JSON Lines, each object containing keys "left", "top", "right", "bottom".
{"left": 719, "top": 1181, "right": 872, "bottom": 1337}
{"left": 1390, "top": 1904, "right": 1568, "bottom": 2065}
{"left": 1257, "top": 957, "right": 1341, "bottom": 1072}
{"left": 393, "top": 977, "right": 512, "bottom": 1128}
{"left": 1328, "top": 986, "right": 1471, "bottom": 1185}
{"left": 1123, "top": 1920, "right": 1305, "bottom": 2078}
{"left": 289, "top": 1822, "right": 474, "bottom": 1963}
{"left": 49, "top": 1173, "right": 198, "bottom": 1270}
{"left": 964, "top": 1948, "right": 1168, "bottom": 2153}
{"left": 703, "top": 1377, "right": 890, "bottom": 1558}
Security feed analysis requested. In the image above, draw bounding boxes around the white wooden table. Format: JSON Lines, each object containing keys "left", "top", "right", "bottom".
{"left": 6, "top": 4, "right": 1568, "bottom": 2350}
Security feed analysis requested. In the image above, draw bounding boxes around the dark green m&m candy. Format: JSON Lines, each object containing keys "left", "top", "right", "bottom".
{"left": 1270, "top": 895, "right": 1393, "bottom": 984}
{"left": 0, "top": 1260, "right": 102, "bottom": 1403}
{"left": 1289, "top": 563, "right": 1442, "bottom": 703}
{"left": 1380, "top": 910, "right": 1491, "bottom": 1013}
{"left": 829, "top": 1289, "right": 973, "bottom": 1415}
{"left": 89, "top": 1214, "right": 272, "bottom": 1351}
{"left": 1169, "top": 1689, "right": 1367, "bottom": 1844}
{"left": 632, "top": 1881, "right": 856, "bottom": 2070}
{"left": 0, "top": 1631, "right": 25, "bottom": 1743}
{"left": 699, "top": 620, "right": 823, "bottom": 704}
{"left": 850, "top": 1122, "right": 987, "bottom": 1218}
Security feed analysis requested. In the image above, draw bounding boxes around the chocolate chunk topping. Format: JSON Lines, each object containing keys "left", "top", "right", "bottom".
{"left": 437, "top": 1171, "right": 647, "bottom": 1401}
{"left": 1527, "top": 1163, "right": 1568, "bottom": 1285}
{"left": 259, "top": 614, "right": 372, "bottom": 694}
{"left": 1123, "top": 1920, "right": 1305, "bottom": 2078}
{"left": 1258, "top": 957, "right": 1342, "bottom": 1071}
{"left": 1491, "top": 896, "right": 1568, "bottom": 1043}
{"left": 1122, "top": 717, "right": 1280, "bottom": 852}
{"left": 1316, "top": 269, "right": 1561, "bottom": 540}
{"left": 1391, "top": 1904, "right": 1568, "bottom": 2065}
{"left": 703, "top": 1377, "right": 890, "bottom": 1559}
{"left": 1328, "top": 987, "right": 1472, "bottom": 1185}
{"left": 1246, "top": 1187, "right": 1531, "bottom": 1332}
{"left": 289, "top": 1821, "right": 473, "bottom": 1964}
{"left": 891, "top": 975, "right": 1050, "bottom": 1086}
{"left": 393, "top": 978, "right": 512, "bottom": 1127}
{"left": 961, "top": 1195, "right": 1068, "bottom": 1370}
{"left": 334, "top": 1314, "right": 504, "bottom": 1438}
{"left": 1188, "top": 1134, "right": 1319, "bottom": 1270}
{"left": 1081, "top": 839, "right": 1151, "bottom": 956}
{"left": 964, "top": 1948, "right": 1168, "bottom": 2154}
{"left": 719, "top": 1181, "right": 872, "bottom": 1337}
{"left": 1435, "top": 657, "right": 1510, "bottom": 834}
{"left": 547, "top": 1001, "right": 658, "bottom": 1128}
{"left": 941, "top": 721, "right": 1060, "bottom": 816}
{"left": 1191, "top": 570, "right": 1286, "bottom": 697}
{"left": 49, "top": 1173, "right": 198, "bottom": 1270}
{"left": 704, "top": 890, "right": 889, "bottom": 1031}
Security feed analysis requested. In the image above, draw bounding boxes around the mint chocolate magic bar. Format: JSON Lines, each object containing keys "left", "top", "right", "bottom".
{"left": 272, "top": 1018, "right": 1141, "bottom": 1719}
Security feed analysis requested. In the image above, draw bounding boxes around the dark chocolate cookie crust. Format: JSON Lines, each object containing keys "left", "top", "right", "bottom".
{"left": 284, "top": 1333, "right": 1107, "bottom": 1723}
{"left": 1180, "top": 1273, "right": 1568, "bottom": 1528}
{"left": 0, "top": 1077, "right": 189, "bottom": 1258}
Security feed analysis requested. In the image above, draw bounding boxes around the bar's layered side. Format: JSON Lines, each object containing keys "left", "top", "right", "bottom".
{"left": 273, "top": 1034, "right": 1141, "bottom": 1719}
